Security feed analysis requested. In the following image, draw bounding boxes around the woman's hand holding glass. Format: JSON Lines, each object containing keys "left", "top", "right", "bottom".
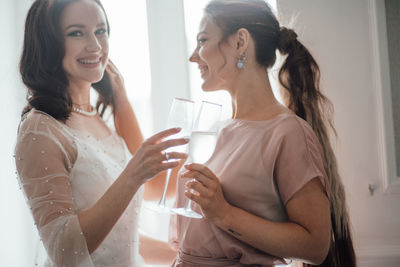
{"left": 125, "top": 127, "right": 189, "bottom": 185}
{"left": 182, "top": 163, "right": 231, "bottom": 224}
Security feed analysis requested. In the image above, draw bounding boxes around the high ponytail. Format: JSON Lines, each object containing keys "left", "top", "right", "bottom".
{"left": 205, "top": 0, "right": 356, "bottom": 266}
{"left": 278, "top": 27, "right": 356, "bottom": 267}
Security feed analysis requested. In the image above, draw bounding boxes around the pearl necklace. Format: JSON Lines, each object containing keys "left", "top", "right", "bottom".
{"left": 72, "top": 106, "right": 97, "bottom": 117}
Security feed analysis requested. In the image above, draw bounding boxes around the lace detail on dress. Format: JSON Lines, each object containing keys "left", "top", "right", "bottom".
{"left": 15, "top": 109, "right": 144, "bottom": 267}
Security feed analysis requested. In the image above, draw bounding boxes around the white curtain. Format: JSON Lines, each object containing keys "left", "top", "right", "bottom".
{"left": 0, "top": 0, "right": 38, "bottom": 266}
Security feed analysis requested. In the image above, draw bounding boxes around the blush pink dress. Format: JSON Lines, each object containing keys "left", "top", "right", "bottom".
{"left": 169, "top": 113, "right": 330, "bottom": 267}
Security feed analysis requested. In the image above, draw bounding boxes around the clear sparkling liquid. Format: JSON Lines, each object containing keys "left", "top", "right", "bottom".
{"left": 189, "top": 131, "right": 218, "bottom": 164}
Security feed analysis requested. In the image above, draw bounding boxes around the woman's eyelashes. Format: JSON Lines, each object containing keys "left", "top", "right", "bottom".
{"left": 66, "top": 28, "right": 107, "bottom": 37}
{"left": 198, "top": 38, "right": 207, "bottom": 45}
{"left": 95, "top": 28, "right": 107, "bottom": 36}
{"left": 67, "top": 30, "right": 83, "bottom": 37}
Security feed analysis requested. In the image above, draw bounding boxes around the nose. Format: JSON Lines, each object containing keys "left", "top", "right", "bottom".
{"left": 189, "top": 47, "right": 199, "bottom": 63}
{"left": 86, "top": 33, "right": 101, "bottom": 52}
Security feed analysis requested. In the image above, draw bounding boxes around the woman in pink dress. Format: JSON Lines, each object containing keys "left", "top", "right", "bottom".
{"left": 170, "top": 0, "right": 355, "bottom": 266}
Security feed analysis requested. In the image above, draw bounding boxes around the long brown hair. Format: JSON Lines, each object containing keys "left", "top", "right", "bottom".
{"left": 20, "top": 0, "right": 114, "bottom": 121}
{"left": 205, "top": 0, "right": 356, "bottom": 266}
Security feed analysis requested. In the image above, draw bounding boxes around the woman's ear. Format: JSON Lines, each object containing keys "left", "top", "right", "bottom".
{"left": 236, "top": 28, "right": 250, "bottom": 54}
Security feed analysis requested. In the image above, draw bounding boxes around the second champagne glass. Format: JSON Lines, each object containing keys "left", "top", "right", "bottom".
{"left": 172, "top": 100, "right": 222, "bottom": 218}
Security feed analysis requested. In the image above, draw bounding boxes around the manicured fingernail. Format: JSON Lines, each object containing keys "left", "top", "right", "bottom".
{"left": 175, "top": 127, "right": 182, "bottom": 131}
{"left": 184, "top": 137, "right": 190, "bottom": 142}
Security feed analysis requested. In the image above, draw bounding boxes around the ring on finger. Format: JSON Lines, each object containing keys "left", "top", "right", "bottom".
{"left": 163, "top": 151, "right": 170, "bottom": 161}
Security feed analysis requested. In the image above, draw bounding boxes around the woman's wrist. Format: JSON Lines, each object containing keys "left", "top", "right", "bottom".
{"left": 121, "top": 167, "right": 143, "bottom": 192}
{"left": 213, "top": 205, "right": 247, "bottom": 240}
{"left": 212, "top": 203, "right": 235, "bottom": 229}
{"left": 113, "top": 92, "right": 130, "bottom": 111}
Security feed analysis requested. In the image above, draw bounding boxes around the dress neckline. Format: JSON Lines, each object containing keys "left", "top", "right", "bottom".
{"left": 30, "top": 108, "right": 114, "bottom": 141}
{"left": 228, "top": 112, "right": 294, "bottom": 124}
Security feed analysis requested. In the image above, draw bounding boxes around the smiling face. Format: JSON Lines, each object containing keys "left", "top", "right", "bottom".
{"left": 189, "top": 16, "right": 239, "bottom": 92}
{"left": 61, "top": 0, "right": 109, "bottom": 87}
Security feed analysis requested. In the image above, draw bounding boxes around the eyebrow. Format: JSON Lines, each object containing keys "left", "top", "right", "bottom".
{"left": 196, "top": 31, "right": 207, "bottom": 39}
{"left": 65, "top": 22, "right": 106, "bottom": 31}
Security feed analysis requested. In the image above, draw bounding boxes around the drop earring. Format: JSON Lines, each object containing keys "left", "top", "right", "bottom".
{"left": 237, "top": 52, "right": 247, "bottom": 69}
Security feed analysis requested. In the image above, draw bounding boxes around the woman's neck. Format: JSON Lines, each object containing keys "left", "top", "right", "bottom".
{"left": 68, "top": 80, "right": 92, "bottom": 110}
{"left": 230, "top": 68, "right": 286, "bottom": 120}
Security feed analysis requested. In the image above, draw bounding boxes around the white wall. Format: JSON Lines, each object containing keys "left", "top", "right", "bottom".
{"left": 278, "top": 0, "right": 400, "bottom": 266}
{"left": 146, "top": 0, "right": 191, "bottom": 132}
{"left": 0, "top": 0, "right": 37, "bottom": 266}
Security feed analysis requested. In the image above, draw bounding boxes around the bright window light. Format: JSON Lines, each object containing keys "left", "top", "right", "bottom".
{"left": 101, "top": 0, "right": 154, "bottom": 137}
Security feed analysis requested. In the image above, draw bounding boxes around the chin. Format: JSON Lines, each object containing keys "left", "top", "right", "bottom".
{"left": 93, "top": 72, "right": 105, "bottom": 83}
{"left": 200, "top": 78, "right": 212, "bottom": 90}
{"left": 201, "top": 80, "right": 222, "bottom": 92}
{"left": 85, "top": 69, "right": 106, "bottom": 83}
{"left": 201, "top": 85, "right": 213, "bottom": 92}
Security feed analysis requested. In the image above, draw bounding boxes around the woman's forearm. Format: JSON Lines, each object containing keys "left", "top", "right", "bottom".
{"left": 78, "top": 126, "right": 188, "bottom": 253}
{"left": 78, "top": 169, "right": 141, "bottom": 254}
{"left": 213, "top": 181, "right": 331, "bottom": 266}
{"left": 113, "top": 97, "right": 143, "bottom": 154}
{"left": 216, "top": 206, "right": 326, "bottom": 264}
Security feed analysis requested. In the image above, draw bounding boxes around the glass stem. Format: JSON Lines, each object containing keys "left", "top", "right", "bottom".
{"left": 158, "top": 168, "right": 172, "bottom": 207}
{"left": 184, "top": 199, "right": 192, "bottom": 210}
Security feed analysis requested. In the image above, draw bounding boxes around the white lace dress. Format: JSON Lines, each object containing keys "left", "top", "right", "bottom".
{"left": 15, "top": 109, "right": 145, "bottom": 267}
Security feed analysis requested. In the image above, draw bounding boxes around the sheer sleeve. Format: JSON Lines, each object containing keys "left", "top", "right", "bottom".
{"left": 15, "top": 111, "right": 93, "bottom": 267}
{"left": 268, "top": 116, "right": 330, "bottom": 205}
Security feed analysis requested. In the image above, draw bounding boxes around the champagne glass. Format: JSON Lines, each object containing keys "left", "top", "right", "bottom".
{"left": 172, "top": 100, "right": 222, "bottom": 218}
{"left": 147, "top": 97, "right": 194, "bottom": 213}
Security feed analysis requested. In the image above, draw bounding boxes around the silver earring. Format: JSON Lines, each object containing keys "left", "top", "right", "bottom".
{"left": 237, "top": 53, "right": 247, "bottom": 69}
